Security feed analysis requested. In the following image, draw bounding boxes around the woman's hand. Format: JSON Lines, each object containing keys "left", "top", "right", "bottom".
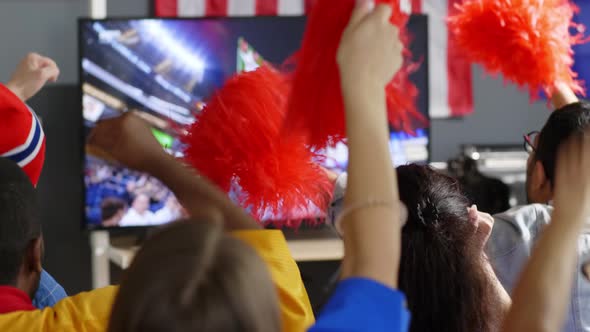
{"left": 337, "top": 1, "right": 403, "bottom": 101}
{"left": 336, "top": 0, "right": 404, "bottom": 288}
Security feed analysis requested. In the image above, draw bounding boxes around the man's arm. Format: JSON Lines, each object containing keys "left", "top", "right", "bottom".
{"left": 551, "top": 82, "right": 579, "bottom": 110}
{"left": 87, "top": 114, "right": 260, "bottom": 231}
{"left": 0, "top": 286, "right": 117, "bottom": 332}
{"left": 5, "top": 53, "right": 59, "bottom": 102}
{"left": 88, "top": 115, "right": 315, "bottom": 331}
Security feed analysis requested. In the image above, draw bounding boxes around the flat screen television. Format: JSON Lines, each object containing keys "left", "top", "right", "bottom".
{"left": 80, "top": 16, "right": 429, "bottom": 230}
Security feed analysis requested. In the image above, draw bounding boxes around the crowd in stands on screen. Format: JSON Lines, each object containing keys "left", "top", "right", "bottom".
{"left": 86, "top": 161, "right": 182, "bottom": 227}
{"left": 118, "top": 194, "right": 183, "bottom": 227}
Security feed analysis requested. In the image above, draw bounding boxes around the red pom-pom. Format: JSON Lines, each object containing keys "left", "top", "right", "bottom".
{"left": 182, "top": 66, "right": 333, "bottom": 224}
{"left": 285, "top": 0, "right": 425, "bottom": 148}
{"left": 448, "top": 0, "right": 587, "bottom": 99}
{"left": 387, "top": 61, "right": 426, "bottom": 133}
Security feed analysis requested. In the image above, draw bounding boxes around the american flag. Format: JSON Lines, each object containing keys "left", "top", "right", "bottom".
{"left": 154, "top": 0, "right": 473, "bottom": 118}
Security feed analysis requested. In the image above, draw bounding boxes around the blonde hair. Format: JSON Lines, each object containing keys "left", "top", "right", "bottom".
{"left": 108, "top": 220, "right": 280, "bottom": 332}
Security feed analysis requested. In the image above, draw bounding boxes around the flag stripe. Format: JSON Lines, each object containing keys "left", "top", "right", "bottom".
{"left": 278, "top": 0, "right": 304, "bottom": 15}
{"left": 304, "top": 0, "right": 317, "bottom": 13}
{"left": 206, "top": 0, "right": 228, "bottom": 16}
{"left": 411, "top": 0, "right": 422, "bottom": 13}
{"left": 257, "top": 0, "right": 279, "bottom": 15}
{"left": 422, "top": 0, "right": 450, "bottom": 118}
{"left": 446, "top": 0, "right": 473, "bottom": 116}
{"left": 155, "top": 0, "right": 178, "bottom": 16}
{"left": 400, "top": 0, "right": 412, "bottom": 14}
{"left": 178, "top": 0, "right": 205, "bottom": 16}
{"left": 229, "top": 0, "right": 256, "bottom": 15}
{"left": 154, "top": 0, "right": 475, "bottom": 118}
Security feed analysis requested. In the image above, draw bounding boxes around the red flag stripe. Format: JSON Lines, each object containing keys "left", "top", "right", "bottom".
{"left": 304, "top": 0, "right": 318, "bottom": 13}
{"left": 206, "top": 0, "right": 228, "bottom": 16}
{"left": 411, "top": 0, "right": 422, "bottom": 13}
{"left": 155, "top": 0, "right": 178, "bottom": 16}
{"left": 446, "top": 0, "right": 473, "bottom": 116}
{"left": 257, "top": 0, "right": 279, "bottom": 15}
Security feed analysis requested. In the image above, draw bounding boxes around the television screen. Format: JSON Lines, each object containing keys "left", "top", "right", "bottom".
{"left": 80, "top": 16, "right": 429, "bottom": 229}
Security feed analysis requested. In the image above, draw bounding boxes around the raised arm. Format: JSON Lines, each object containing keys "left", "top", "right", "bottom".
{"left": 502, "top": 131, "right": 590, "bottom": 332}
{"left": 87, "top": 114, "right": 260, "bottom": 231}
{"left": 336, "top": 3, "right": 404, "bottom": 288}
{"left": 551, "top": 82, "right": 579, "bottom": 110}
{"left": 5, "top": 53, "right": 59, "bottom": 101}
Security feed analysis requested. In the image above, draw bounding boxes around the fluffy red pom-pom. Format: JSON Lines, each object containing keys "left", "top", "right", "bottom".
{"left": 448, "top": 0, "right": 587, "bottom": 99}
{"left": 182, "top": 66, "right": 333, "bottom": 224}
{"left": 285, "top": 0, "right": 425, "bottom": 148}
{"left": 387, "top": 61, "right": 426, "bottom": 133}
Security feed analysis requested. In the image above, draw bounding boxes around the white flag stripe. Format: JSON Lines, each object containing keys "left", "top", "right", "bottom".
{"left": 278, "top": 0, "right": 305, "bottom": 15}
{"left": 422, "top": 0, "right": 450, "bottom": 118}
{"left": 229, "top": 0, "right": 256, "bottom": 16}
{"left": 178, "top": 0, "right": 206, "bottom": 16}
{"left": 400, "top": 0, "right": 412, "bottom": 14}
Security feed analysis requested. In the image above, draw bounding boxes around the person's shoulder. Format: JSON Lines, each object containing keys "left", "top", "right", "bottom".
{"left": 487, "top": 204, "right": 553, "bottom": 258}
{"left": 233, "top": 230, "right": 315, "bottom": 332}
{"left": 493, "top": 204, "right": 553, "bottom": 230}
{"left": 309, "top": 278, "right": 410, "bottom": 332}
{"left": 0, "top": 286, "right": 117, "bottom": 332}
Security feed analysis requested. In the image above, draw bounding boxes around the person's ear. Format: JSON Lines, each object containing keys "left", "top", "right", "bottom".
{"left": 26, "top": 238, "right": 43, "bottom": 274}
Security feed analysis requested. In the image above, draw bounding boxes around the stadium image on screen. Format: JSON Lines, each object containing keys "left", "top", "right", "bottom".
{"left": 80, "top": 16, "right": 429, "bottom": 229}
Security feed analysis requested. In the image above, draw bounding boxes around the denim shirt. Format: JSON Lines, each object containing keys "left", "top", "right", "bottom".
{"left": 32, "top": 270, "right": 67, "bottom": 309}
{"left": 487, "top": 204, "right": 590, "bottom": 332}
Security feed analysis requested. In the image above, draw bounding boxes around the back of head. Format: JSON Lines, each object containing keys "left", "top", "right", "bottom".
{"left": 396, "top": 164, "right": 501, "bottom": 332}
{"left": 0, "top": 157, "right": 40, "bottom": 285}
{"left": 537, "top": 101, "right": 590, "bottom": 184}
{"left": 108, "top": 220, "right": 280, "bottom": 332}
{"left": 101, "top": 198, "right": 126, "bottom": 221}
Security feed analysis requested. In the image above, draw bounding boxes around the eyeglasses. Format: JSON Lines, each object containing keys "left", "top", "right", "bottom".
{"left": 523, "top": 131, "right": 540, "bottom": 154}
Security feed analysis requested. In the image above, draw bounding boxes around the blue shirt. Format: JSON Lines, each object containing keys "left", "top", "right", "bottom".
{"left": 32, "top": 270, "right": 67, "bottom": 309}
{"left": 309, "top": 278, "right": 410, "bottom": 332}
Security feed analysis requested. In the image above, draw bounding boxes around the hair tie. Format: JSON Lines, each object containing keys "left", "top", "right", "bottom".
{"left": 417, "top": 197, "right": 440, "bottom": 227}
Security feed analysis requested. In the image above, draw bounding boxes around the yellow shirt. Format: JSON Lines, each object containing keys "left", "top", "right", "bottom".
{"left": 0, "top": 230, "right": 314, "bottom": 332}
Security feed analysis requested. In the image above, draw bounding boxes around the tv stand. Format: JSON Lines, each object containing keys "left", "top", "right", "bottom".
{"left": 90, "top": 228, "right": 343, "bottom": 289}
